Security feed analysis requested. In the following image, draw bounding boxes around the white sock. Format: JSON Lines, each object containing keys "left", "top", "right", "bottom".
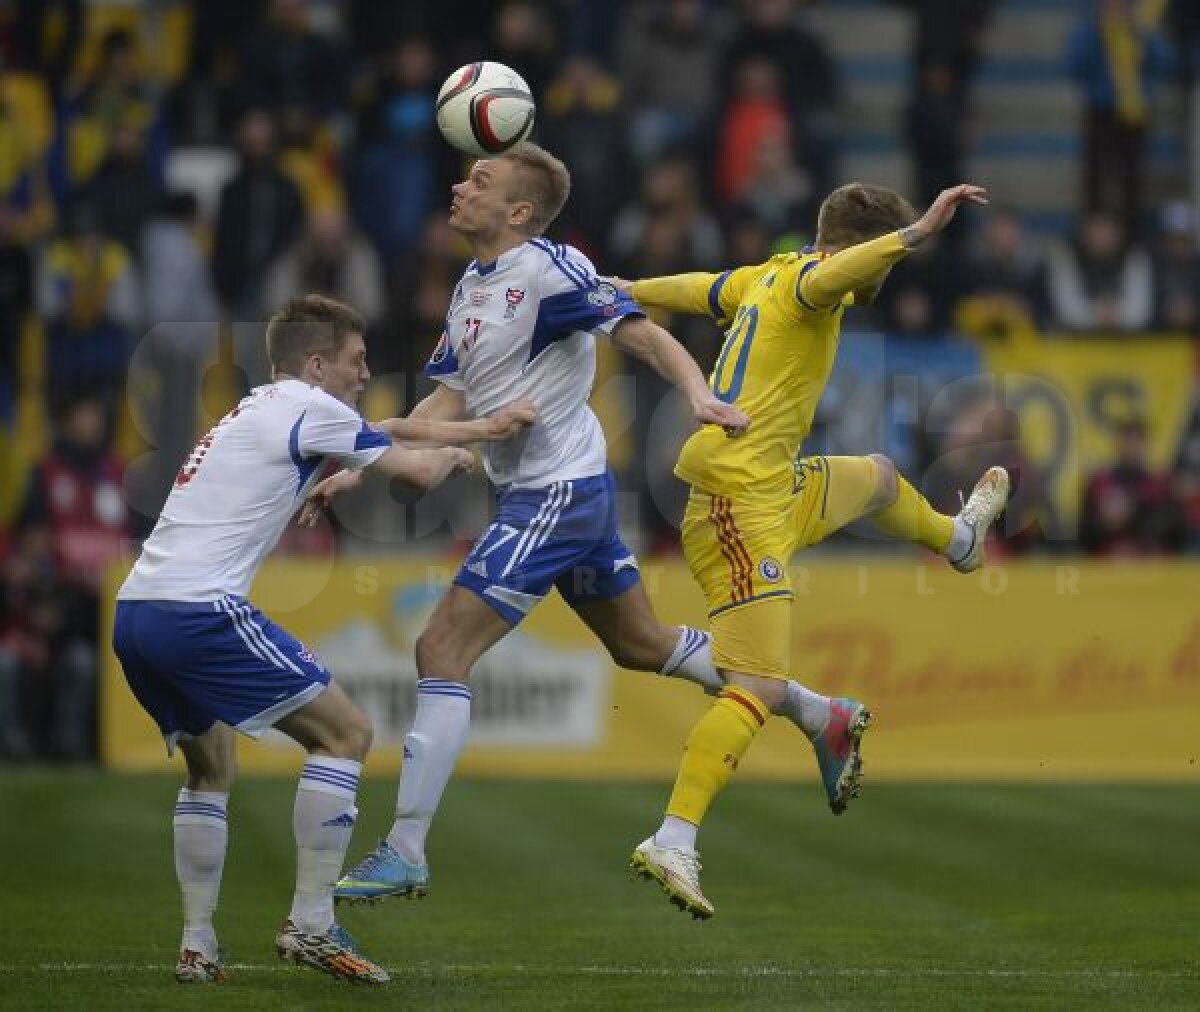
{"left": 782, "top": 681, "right": 833, "bottom": 739}
{"left": 290, "top": 757, "right": 361, "bottom": 934}
{"left": 946, "top": 515, "right": 975, "bottom": 563}
{"left": 660, "top": 627, "right": 724, "bottom": 694}
{"left": 386, "top": 678, "right": 472, "bottom": 863}
{"left": 173, "top": 788, "right": 229, "bottom": 958}
{"left": 654, "top": 814, "right": 698, "bottom": 851}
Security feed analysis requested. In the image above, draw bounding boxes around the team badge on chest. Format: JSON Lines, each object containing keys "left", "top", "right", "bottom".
{"left": 504, "top": 287, "right": 526, "bottom": 319}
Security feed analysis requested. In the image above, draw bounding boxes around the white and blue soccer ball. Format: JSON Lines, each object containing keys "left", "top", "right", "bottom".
{"left": 436, "top": 61, "right": 536, "bottom": 157}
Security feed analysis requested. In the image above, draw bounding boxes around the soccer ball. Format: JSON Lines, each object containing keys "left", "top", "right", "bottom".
{"left": 436, "top": 61, "right": 536, "bottom": 157}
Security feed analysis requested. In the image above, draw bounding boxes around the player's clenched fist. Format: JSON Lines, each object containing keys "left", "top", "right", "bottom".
{"left": 484, "top": 399, "right": 538, "bottom": 439}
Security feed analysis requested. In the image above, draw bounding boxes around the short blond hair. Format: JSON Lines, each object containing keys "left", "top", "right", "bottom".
{"left": 816, "top": 183, "right": 917, "bottom": 251}
{"left": 499, "top": 142, "right": 571, "bottom": 235}
{"left": 265, "top": 294, "right": 364, "bottom": 375}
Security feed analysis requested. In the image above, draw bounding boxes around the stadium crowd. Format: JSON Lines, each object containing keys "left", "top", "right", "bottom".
{"left": 1, "top": 0, "right": 1199, "bottom": 760}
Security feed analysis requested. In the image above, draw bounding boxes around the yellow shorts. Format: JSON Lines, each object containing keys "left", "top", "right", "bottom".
{"left": 682, "top": 455, "right": 881, "bottom": 678}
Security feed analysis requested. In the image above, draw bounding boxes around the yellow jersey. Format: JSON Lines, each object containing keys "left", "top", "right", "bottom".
{"left": 631, "top": 232, "right": 910, "bottom": 502}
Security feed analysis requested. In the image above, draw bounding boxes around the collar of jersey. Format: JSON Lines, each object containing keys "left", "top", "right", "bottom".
{"left": 468, "top": 240, "right": 536, "bottom": 277}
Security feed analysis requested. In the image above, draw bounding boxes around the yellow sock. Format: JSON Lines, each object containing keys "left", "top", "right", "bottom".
{"left": 870, "top": 471, "right": 955, "bottom": 553}
{"left": 665, "top": 686, "right": 769, "bottom": 826}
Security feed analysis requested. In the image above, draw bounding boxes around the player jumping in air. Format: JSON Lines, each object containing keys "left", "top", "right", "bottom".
{"left": 618, "top": 182, "right": 1010, "bottom": 919}
{"left": 112, "top": 295, "right": 535, "bottom": 984}
{"left": 302, "top": 145, "right": 883, "bottom": 904}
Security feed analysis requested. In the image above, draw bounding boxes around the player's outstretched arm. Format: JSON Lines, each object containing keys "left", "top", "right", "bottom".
{"left": 369, "top": 445, "right": 476, "bottom": 489}
{"left": 612, "top": 316, "right": 750, "bottom": 436}
{"left": 379, "top": 399, "right": 537, "bottom": 446}
{"left": 799, "top": 183, "right": 988, "bottom": 310}
{"left": 611, "top": 273, "right": 722, "bottom": 317}
{"left": 296, "top": 444, "right": 476, "bottom": 527}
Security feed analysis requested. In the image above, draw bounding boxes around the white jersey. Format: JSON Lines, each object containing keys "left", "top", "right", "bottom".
{"left": 424, "top": 238, "right": 643, "bottom": 488}
{"left": 119, "top": 379, "right": 390, "bottom": 602}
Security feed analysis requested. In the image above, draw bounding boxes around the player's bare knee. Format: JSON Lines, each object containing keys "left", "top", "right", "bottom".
{"left": 606, "top": 619, "right": 674, "bottom": 672}
{"left": 317, "top": 712, "right": 373, "bottom": 761}
{"left": 415, "top": 623, "right": 466, "bottom": 681}
{"left": 868, "top": 453, "right": 898, "bottom": 509}
{"left": 343, "top": 712, "right": 373, "bottom": 761}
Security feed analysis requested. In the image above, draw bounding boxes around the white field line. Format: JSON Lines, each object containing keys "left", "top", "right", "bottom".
{"left": 4, "top": 963, "right": 1197, "bottom": 979}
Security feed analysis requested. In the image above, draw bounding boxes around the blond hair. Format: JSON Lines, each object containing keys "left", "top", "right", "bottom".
{"left": 816, "top": 183, "right": 917, "bottom": 251}
{"left": 265, "top": 294, "right": 364, "bottom": 375}
{"left": 499, "top": 142, "right": 571, "bottom": 235}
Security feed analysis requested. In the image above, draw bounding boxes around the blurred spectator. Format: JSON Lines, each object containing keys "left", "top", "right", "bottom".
{"left": 52, "top": 26, "right": 164, "bottom": 202}
{"left": 893, "top": 0, "right": 994, "bottom": 208}
{"left": 14, "top": 393, "right": 132, "bottom": 758}
{"left": 608, "top": 156, "right": 723, "bottom": 273}
{"left": 871, "top": 239, "right": 965, "bottom": 337}
{"left": 37, "top": 201, "right": 139, "bottom": 398}
{"left": 489, "top": 1, "right": 559, "bottom": 103}
{"left": 137, "top": 192, "right": 220, "bottom": 514}
{"left": 1067, "top": 0, "right": 1173, "bottom": 237}
{"left": 263, "top": 209, "right": 385, "bottom": 327}
{"left": 734, "top": 122, "right": 812, "bottom": 237}
{"left": 1150, "top": 201, "right": 1200, "bottom": 333}
{"left": 349, "top": 35, "right": 449, "bottom": 263}
{"left": 171, "top": 0, "right": 264, "bottom": 142}
{"left": 1167, "top": 0, "right": 1200, "bottom": 85}
{"left": 237, "top": 0, "right": 348, "bottom": 132}
{"left": 7, "top": 0, "right": 84, "bottom": 98}
{"left": 0, "top": 202, "right": 33, "bottom": 415}
{"left": 724, "top": 211, "right": 775, "bottom": 268}
{"left": 1080, "top": 417, "right": 1186, "bottom": 555}
{"left": 716, "top": 56, "right": 790, "bottom": 205}
{"left": 0, "top": 529, "right": 54, "bottom": 759}
{"left": 212, "top": 109, "right": 305, "bottom": 320}
{"left": 0, "top": 69, "right": 56, "bottom": 242}
{"left": 955, "top": 207, "right": 1050, "bottom": 337}
{"left": 345, "top": 0, "right": 431, "bottom": 61}
{"left": 619, "top": 0, "right": 724, "bottom": 165}
{"left": 84, "top": 123, "right": 162, "bottom": 258}
{"left": 387, "top": 213, "right": 463, "bottom": 382}
{"left": 720, "top": 0, "right": 837, "bottom": 199}
{"left": 539, "top": 54, "right": 628, "bottom": 246}
{"left": 1044, "top": 211, "right": 1154, "bottom": 331}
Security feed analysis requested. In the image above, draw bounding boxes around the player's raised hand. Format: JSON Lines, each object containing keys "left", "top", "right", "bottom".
{"left": 691, "top": 392, "right": 751, "bottom": 437}
{"left": 298, "top": 469, "right": 364, "bottom": 527}
{"left": 905, "top": 184, "right": 989, "bottom": 246}
{"left": 483, "top": 399, "right": 538, "bottom": 439}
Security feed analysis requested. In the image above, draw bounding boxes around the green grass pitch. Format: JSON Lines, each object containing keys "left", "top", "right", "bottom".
{"left": 0, "top": 772, "right": 1196, "bottom": 1009}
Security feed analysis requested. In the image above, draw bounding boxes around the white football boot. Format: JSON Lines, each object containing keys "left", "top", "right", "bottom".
{"left": 630, "top": 837, "right": 714, "bottom": 920}
{"left": 950, "top": 466, "right": 1010, "bottom": 573}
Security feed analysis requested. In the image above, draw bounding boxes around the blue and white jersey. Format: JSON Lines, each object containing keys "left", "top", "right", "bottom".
{"left": 119, "top": 379, "right": 389, "bottom": 602}
{"left": 424, "top": 239, "right": 643, "bottom": 488}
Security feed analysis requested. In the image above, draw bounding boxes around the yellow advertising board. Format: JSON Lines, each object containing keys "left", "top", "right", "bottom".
{"left": 101, "top": 558, "right": 1200, "bottom": 781}
{"left": 984, "top": 335, "right": 1196, "bottom": 532}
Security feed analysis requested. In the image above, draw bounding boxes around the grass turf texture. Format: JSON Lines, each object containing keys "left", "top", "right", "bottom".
{"left": 0, "top": 772, "right": 1196, "bottom": 1010}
